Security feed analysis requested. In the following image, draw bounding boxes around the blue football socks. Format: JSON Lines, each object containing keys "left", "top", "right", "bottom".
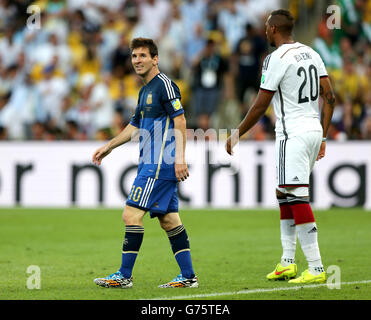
{"left": 119, "top": 225, "right": 144, "bottom": 278}
{"left": 166, "top": 225, "right": 195, "bottom": 279}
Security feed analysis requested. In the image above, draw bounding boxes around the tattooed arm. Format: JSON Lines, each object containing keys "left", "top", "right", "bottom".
{"left": 317, "top": 76, "right": 336, "bottom": 160}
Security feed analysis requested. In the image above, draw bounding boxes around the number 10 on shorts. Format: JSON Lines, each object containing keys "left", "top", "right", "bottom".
{"left": 128, "top": 185, "right": 142, "bottom": 202}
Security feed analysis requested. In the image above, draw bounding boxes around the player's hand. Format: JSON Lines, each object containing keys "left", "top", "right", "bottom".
{"left": 225, "top": 136, "right": 237, "bottom": 156}
{"left": 316, "top": 141, "right": 326, "bottom": 161}
{"left": 92, "top": 145, "right": 112, "bottom": 165}
{"left": 175, "top": 162, "right": 189, "bottom": 182}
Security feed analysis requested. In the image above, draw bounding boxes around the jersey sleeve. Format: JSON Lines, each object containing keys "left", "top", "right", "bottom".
{"left": 159, "top": 76, "right": 184, "bottom": 119}
{"left": 260, "top": 54, "right": 289, "bottom": 92}
{"left": 129, "top": 89, "right": 143, "bottom": 127}
{"left": 129, "top": 106, "right": 141, "bottom": 127}
{"left": 316, "top": 52, "right": 328, "bottom": 78}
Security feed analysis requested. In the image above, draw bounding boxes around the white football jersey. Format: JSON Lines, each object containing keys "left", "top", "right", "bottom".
{"left": 260, "top": 42, "right": 328, "bottom": 139}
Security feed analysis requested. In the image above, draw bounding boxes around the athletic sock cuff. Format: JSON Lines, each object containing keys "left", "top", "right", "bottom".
{"left": 166, "top": 225, "right": 185, "bottom": 238}
{"left": 125, "top": 225, "right": 144, "bottom": 233}
{"left": 166, "top": 225, "right": 190, "bottom": 255}
{"left": 290, "top": 203, "right": 315, "bottom": 225}
{"left": 123, "top": 225, "right": 144, "bottom": 253}
{"left": 278, "top": 196, "right": 294, "bottom": 219}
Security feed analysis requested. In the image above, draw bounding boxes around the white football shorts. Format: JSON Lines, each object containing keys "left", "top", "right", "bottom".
{"left": 275, "top": 130, "right": 322, "bottom": 194}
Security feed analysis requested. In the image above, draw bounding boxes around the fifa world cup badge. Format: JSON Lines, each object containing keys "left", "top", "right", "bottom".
{"left": 146, "top": 93, "right": 152, "bottom": 105}
{"left": 171, "top": 99, "right": 182, "bottom": 111}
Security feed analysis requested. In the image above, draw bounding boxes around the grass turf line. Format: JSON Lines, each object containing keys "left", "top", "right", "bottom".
{"left": 0, "top": 207, "right": 370, "bottom": 300}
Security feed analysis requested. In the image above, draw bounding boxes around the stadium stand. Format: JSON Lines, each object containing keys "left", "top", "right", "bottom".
{"left": 0, "top": 0, "right": 369, "bottom": 141}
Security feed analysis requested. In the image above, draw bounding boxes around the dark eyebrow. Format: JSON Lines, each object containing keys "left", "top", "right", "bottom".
{"left": 132, "top": 52, "right": 147, "bottom": 56}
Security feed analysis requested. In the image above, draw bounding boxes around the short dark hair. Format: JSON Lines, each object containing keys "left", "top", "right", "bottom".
{"left": 130, "top": 37, "right": 158, "bottom": 58}
{"left": 269, "top": 9, "right": 295, "bottom": 35}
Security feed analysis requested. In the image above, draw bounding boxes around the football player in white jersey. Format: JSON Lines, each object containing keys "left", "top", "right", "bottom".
{"left": 226, "top": 9, "right": 335, "bottom": 284}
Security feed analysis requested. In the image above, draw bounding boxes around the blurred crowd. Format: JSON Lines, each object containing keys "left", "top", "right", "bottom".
{"left": 313, "top": 0, "right": 371, "bottom": 140}
{"left": 0, "top": 0, "right": 369, "bottom": 142}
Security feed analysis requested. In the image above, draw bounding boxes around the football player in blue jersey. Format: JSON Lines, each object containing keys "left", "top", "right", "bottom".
{"left": 92, "top": 38, "right": 198, "bottom": 289}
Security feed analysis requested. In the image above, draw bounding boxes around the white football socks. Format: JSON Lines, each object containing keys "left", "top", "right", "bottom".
{"left": 296, "top": 222, "right": 324, "bottom": 275}
{"left": 280, "top": 219, "right": 296, "bottom": 266}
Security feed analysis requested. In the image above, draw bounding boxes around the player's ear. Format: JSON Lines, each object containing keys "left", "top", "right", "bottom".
{"left": 153, "top": 55, "right": 159, "bottom": 66}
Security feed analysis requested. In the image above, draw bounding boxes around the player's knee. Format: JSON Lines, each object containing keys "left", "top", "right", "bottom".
{"left": 122, "top": 206, "right": 144, "bottom": 226}
{"left": 159, "top": 212, "right": 181, "bottom": 231}
{"left": 159, "top": 219, "right": 171, "bottom": 231}
{"left": 122, "top": 210, "right": 133, "bottom": 225}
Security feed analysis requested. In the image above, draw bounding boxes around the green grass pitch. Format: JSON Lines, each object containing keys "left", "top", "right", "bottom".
{"left": 0, "top": 207, "right": 370, "bottom": 300}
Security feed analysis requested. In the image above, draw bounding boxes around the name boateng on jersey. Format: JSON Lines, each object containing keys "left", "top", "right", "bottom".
{"left": 260, "top": 42, "right": 328, "bottom": 139}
